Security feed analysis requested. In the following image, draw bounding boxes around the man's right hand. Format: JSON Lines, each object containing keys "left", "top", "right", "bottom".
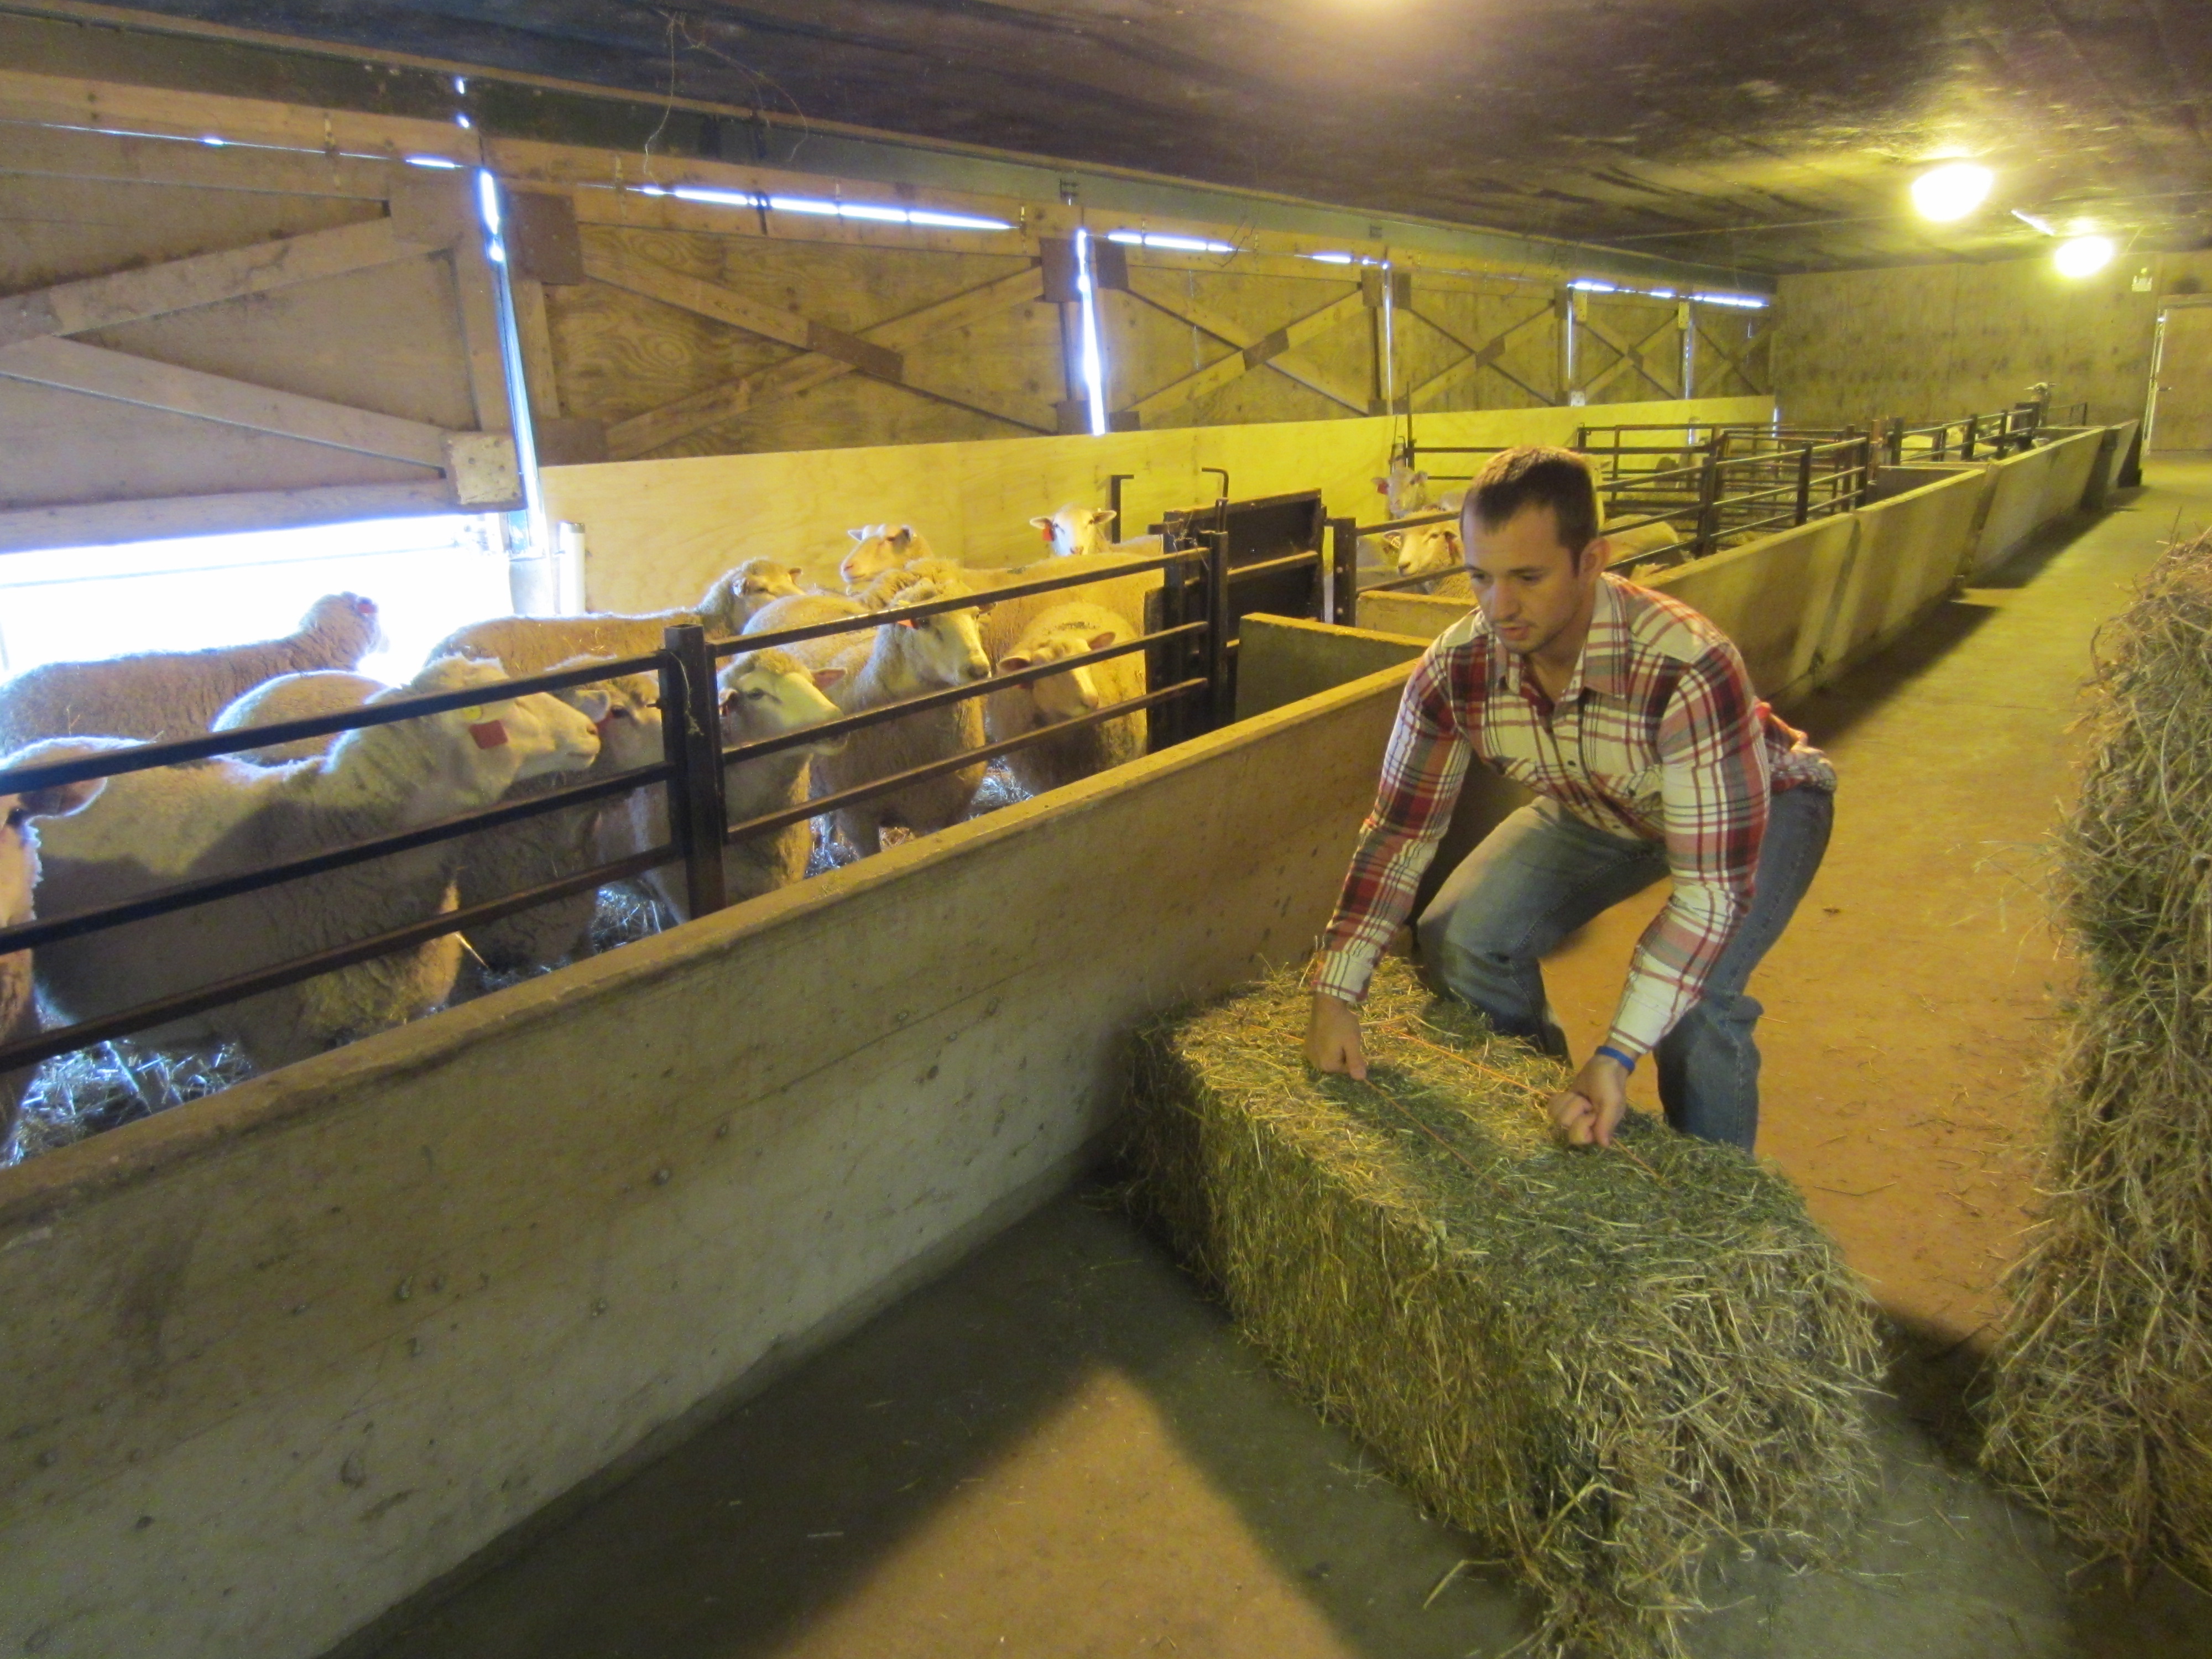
{"left": 1305, "top": 993, "right": 1369, "bottom": 1080}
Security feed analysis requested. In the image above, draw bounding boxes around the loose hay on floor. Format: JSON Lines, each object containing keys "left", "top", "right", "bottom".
{"left": 1124, "top": 960, "right": 1881, "bottom": 1658}
{"left": 1984, "top": 529, "right": 2212, "bottom": 1580}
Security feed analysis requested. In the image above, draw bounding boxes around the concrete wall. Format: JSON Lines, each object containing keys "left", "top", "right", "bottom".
{"left": 1235, "top": 614, "right": 1428, "bottom": 722}
{"left": 1963, "top": 427, "right": 2106, "bottom": 578}
{"left": 1822, "top": 470, "right": 1991, "bottom": 672}
{"left": 540, "top": 394, "right": 1775, "bottom": 607}
{"left": 1772, "top": 251, "right": 2212, "bottom": 429}
{"left": 0, "top": 664, "right": 1421, "bottom": 1659}
{"left": 1639, "top": 515, "right": 1859, "bottom": 701}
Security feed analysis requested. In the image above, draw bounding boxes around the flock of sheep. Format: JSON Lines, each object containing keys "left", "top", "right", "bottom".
{"left": 0, "top": 503, "right": 1154, "bottom": 1152}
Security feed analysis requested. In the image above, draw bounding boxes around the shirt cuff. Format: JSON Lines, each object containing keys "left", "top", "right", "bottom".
{"left": 1307, "top": 945, "right": 1378, "bottom": 1007}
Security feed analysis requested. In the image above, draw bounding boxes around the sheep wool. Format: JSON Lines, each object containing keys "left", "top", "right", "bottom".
{"left": 430, "top": 561, "right": 802, "bottom": 676}
{"left": 984, "top": 601, "right": 1146, "bottom": 796}
{"left": 0, "top": 593, "right": 382, "bottom": 753}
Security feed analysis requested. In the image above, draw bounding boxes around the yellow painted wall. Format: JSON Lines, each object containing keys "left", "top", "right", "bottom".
{"left": 544, "top": 394, "right": 1775, "bottom": 610}
{"left": 1772, "top": 251, "right": 2212, "bottom": 430}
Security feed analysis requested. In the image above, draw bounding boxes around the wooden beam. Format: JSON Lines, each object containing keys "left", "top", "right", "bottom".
{"left": 1575, "top": 311, "right": 1679, "bottom": 401}
{"left": 0, "top": 217, "right": 427, "bottom": 349}
{"left": 0, "top": 337, "right": 452, "bottom": 468}
{"left": 604, "top": 264, "right": 1046, "bottom": 460}
{"left": 1120, "top": 289, "right": 1368, "bottom": 426}
{"left": 1122, "top": 283, "right": 1370, "bottom": 415}
{"left": 0, "top": 478, "right": 460, "bottom": 555}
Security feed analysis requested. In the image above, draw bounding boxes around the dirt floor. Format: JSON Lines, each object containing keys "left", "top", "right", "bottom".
{"left": 362, "top": 465, "right": 2212, "bottom": 1659}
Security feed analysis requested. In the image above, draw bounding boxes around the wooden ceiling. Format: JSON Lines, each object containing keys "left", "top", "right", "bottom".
{"left": 69, "top": 0, "right": 2212, "bottom": 274}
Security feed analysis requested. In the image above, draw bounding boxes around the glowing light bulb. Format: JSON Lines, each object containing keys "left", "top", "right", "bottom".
{"left": 2053, "top": 235, "right": 2115, "bottom": 278}
{"left": 1911, "top": 162, "right": 1994, "bottom": 222}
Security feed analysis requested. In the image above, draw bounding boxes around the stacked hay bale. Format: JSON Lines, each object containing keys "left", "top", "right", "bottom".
{"left": 1984, "top": 529, "right": 2212, "bottom": 1578}
{"left": 1126, "top": 960, "right": 1880, "bottom": 1658}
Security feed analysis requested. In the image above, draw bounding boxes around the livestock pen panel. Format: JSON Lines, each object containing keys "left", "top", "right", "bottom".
{"left": 0, "top": 661, "right": 1439, "bottom": 1659}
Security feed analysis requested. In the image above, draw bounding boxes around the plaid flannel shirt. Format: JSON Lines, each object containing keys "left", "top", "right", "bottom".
{"left": 1311, "top": 574, "right": 1835, "bottom": 1061}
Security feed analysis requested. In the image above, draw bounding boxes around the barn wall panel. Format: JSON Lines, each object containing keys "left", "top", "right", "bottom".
{"left": 1822, "top": 469, "right": 1991, "bottom": 670}
{"left": 1771, "top": 252, "right": 2212, "bottom": 430}
{"left": 0, "top": 662, "right": 1421, "bottom": 1659}
{"left": 541, "top": 394, "right": 1777, "bottom": 610}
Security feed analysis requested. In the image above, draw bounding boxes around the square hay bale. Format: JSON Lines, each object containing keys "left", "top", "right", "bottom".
{"left": 1125, "top": 961, "right": 1881, "bottom": 1658}
{"left": 1984, "top": 530, "right": 2212, "bottom": 1578}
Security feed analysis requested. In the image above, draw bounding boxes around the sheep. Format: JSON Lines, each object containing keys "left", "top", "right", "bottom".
{"left": 30, "top": 657, "right": 602, "bottom": 1072}
{"left": 978, "top": 550, "right": 1161, "bottom": 671}
{"left": 797, "top": 578, "right": 991, "bottom": 857}
{"left": 453, "top": 660, "right": 662, "bottom": 977}
{"left": 619, "top": 648, "right": 847, "bottom": 922}
{"left": 0, "top": 744, "right": 108, "bottom": 1155}
{"left": 837, "top": 524, "right": 935, "bottom": 593}
{"left": 0, "top": 593, "right": 383, "bottom": 755}
{"left": 211, "top": 671, "right": 391, "bottom": 763}
{"left": 1029, "top": 504, "right": 1117, "bottom": 558}
{"left": 427, "top": 559, "right": 804, "bottom": 675}
{"left": 744, "top": 589, "right": 881, "bottom": 645}
{"left": 983, "top": 601, "right": 1146, "bottom": 796}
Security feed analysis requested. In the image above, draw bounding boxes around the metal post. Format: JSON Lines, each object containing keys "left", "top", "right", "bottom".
{"left": 1326, "top": 517, "right": 1360, "bottom": 627}
{"left": 660, "top": 623, "right": 728, "bottom": 920}
{"left": 1961, "top": 414, "right": 1979, "bottom": 460}
{"left": 1151, "top": 526, "right": 1191, "bottom": 752}
{"left": 1107, "top": 472, "right": 1134, "bottom": 540}
{"left": 1203, "top": 528, "right": 1233, "bottom": 732}
{"left": 1856, "top": 435, "right": 1874, "bottom": 507}
{"left": 1694, "top": 449, "right": 1720, "bottom": 556}
{"left": 1886, "top": 417, "right": 1905, "bottom": 466}
{"left": 1794, "top": 443, "right": 1814, "bottom": 525}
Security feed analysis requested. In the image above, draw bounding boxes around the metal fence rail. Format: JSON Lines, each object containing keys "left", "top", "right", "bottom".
{"left": 0, "top": 542, "right": 1244, "bottom": 1081}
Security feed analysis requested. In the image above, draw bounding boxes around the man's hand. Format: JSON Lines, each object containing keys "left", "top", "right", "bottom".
{"left": 1548, "top": 1051, "right": 1631, "bottom": 1148}
{"left": 1305, "top": 993, "right": 1369, "bottom": 1081}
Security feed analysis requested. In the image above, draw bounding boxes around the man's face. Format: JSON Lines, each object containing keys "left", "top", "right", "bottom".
{"left": 1462, "top": 502, "right": 1602, "bottom": 659}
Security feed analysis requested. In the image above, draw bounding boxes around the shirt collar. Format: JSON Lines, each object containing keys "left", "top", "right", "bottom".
{"left": 1486, "top": 574, "right": 1633, "bottom": 701}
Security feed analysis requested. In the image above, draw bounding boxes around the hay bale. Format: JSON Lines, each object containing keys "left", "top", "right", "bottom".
{"left": 1984, "top": 530, "right": 2212, "bottom": 1577}
{"left": 1125, "top": 960, "right": 1880, "bottom": 1658}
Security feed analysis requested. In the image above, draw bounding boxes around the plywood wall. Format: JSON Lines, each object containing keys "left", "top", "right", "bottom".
{"left": 542, "top": 393, "right": 1775, "bottom": 610}
{"left": 1772, "top": 249, "right": 2212, "bottom": 429}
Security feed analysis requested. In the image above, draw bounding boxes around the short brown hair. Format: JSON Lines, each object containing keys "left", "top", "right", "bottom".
{"left": 1465, "top": 446, "right": 1600, "bottom": 557}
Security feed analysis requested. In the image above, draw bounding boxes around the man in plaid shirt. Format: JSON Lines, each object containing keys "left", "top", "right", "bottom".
{"left": 1306, "top": 446, "right": 1835, "bottom": 1152}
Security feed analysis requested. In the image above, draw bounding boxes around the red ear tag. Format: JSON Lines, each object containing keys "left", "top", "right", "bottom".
{"left": 1039, "top": 525, "right": 1054, "bottom": 543}
{"left": 468, "top": 719, "right": 509, "bottom": 749}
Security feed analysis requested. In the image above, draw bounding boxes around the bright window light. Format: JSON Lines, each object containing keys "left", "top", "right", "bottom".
{"left": 0, "top": 517, "right": 513, "bottom": 685}
{"left": 655, "top": 186, "right": 1009, "bottom": 231}
{"left": 2054, "top": 234, "right": 2116, "bottom": 278}
{"left": 1911, "top": 161, "right": 1994, "bottom": 222}
{"left": 1107, "top": 231, "right": 1235, "bottom": 254}
{"left": 1568, "top": 279, "right": 1618, "bottom": 293}
{"left": 405, "top": 154, "right": 462, "bottom": 170}
{"left": 1074, "top": 228, "right": 1109, "bottom": 437}
{"left": 1692, "top": 293, "right": 1768, "bottom": 310}
{"left": 1307, "top": 251, "right": 1354, "bottom": 264}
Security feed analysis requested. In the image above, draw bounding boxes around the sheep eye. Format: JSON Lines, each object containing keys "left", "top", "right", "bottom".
{"left": 4, "top": 807, "right": 24, "bottom": 828}
{"left": 745, "top": 687, "right": 768, "bottom": 701}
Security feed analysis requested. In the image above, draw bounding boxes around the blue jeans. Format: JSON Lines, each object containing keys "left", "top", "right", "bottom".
{"left": 1414, "top": 787, "right": 1833, "bottom": 1152}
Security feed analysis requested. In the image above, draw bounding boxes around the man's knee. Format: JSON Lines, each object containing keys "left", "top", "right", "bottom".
{"left": 1416, "top": 895, "right": 1535, "bottom": 971}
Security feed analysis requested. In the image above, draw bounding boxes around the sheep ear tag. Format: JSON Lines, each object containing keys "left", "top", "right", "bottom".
{"left": 467, "top": 717, "right": 509, "bottom": 749}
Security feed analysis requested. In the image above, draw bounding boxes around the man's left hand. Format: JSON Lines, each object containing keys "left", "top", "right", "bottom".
{"left": 1548, "top": 1052, "right": 1630, "bottom": 1149}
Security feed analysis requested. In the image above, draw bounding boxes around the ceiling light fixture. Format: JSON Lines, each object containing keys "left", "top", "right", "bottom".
{"left": 1911, "top": 162, "right": 1995, "bottom": 223}
{"left": 2053, "top": 234, "right": 2116, "bottom": 278}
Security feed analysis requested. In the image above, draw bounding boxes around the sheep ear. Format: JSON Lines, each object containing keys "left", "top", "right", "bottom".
{"left": 1086, "top": 631, "right": 1118, "bottom": 652}
{"left": 1413, "top": 470, "right": 1429, "bottom": 486}
{"left": 1382, "top": 531, "right": 1404, "bottom": 553}
{"left": 720, "top": 688, "right": 742, "bottom": 715}
{"left": 847, "top": 527, "right": 868, "bottom": 542}
{"left": 998, "top": 653, "right": 1032, "bottom": 674}
{"left": 573, "top": 690, "right": 612, "bottom": 723}
{"left": 1374, "top": 477, "right": 1389, "bottom": 492}
{"left": 811, "top": 667, "right": 846, "bottom": 691}
{"left": 1028, "top": 515, "right": 1054, "bottom": 531}
{"left": 789, "top": 567, "right": 804, "bottom": 581}
{"left": 19, "top": 775, "right": 106, "bottom": 818}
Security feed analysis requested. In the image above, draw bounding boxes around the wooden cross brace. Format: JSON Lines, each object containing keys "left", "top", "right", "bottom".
{"left": 1573, "top": 309, "right": 1682, "bottom": 401}
{"left": 1114, "top": 284, "right": 1370, "bottom": 426}
{"left": 1404, "top": 300, "right": 1558, "bottom": 408}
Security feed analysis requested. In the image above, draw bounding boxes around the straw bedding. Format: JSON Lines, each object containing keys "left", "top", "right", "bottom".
{"left": 1984, "top": 529, "right": 2212, "bottom": 1579}
{"left": 1125, "top": 960, "right": 1880, "bottom": 1657}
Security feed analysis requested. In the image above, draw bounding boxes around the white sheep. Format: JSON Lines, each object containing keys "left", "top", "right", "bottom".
{"left": 791, "top": 578, "right": 990, "bottom": 857}
{"left": 0, "top": 744, "right": 108, "bottom": 1154}
{"left": 1391, "top": 521, "right": 1472, "bottom": 597}
{"left": 0, "top": 593, "right": 383, "bottom": 754}
{"left": 31, "top": 657, "right": 601, "bottom": 1071}
{"left": 620, "top": 648, "right": 847, "bottom": 921}
{"left": 428, "top": 559, "right": 804, "bottom": 675}
{"left": 454, "top": 660, "right": 661, "bottom": 976}
{"left": 979, "top": 551, "right": 1160, "bottom": 671}
{"left": 984, "top": 602, "right": 1146, "bottom": 796}
{"left": 211, "top": 671, "right": 392, "bottom": 762}
{"left": 1029, "top": 504, "right": 1117, "bottom": 558}
{"left": 837, "top": 524, "right": 935, "bottom": 593}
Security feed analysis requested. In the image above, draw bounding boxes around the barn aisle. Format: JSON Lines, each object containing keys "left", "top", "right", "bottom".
{"left": 362, "top": 476, "right": 2212, "bottom": 1659}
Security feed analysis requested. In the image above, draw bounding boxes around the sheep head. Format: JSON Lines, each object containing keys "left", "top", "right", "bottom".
{"left": 839, "top": 523, "right": 933, "bottom": 593}
{"left": 1375, "top": 461, "right": 1433, "bottom": 519}
{"left": 546, "top": 657, "right": 664, "bottom": 774}
{"left": 300, "top": 592, "right": 385, "bottom": 662}
{"left": 719, "top": 649, "right": 846, "bottom": 755}
{"left": 884, "top": 581, "right": 990, "bottom": 687}
{"left": 1, "top": 740, "right": 113, "bottom": 928}
{"left": 702, "top": 559, "right": 806, "bottom": 635}
{"left": 359, "top": 658, "right": 601, "bottom": 818}
{"left": 1027, "top": 504, "right": 1117, "bottom": 559}
{"left": 1395, "top": 523, "right": 1463, "bottom": 578}
{"left": 998, "top": 626, "right": 1117, "bottom": 723}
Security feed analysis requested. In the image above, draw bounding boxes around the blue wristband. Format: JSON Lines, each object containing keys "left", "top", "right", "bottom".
{"left": 1594, "top": 1044, "right": 1638, "bottom": 1074}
